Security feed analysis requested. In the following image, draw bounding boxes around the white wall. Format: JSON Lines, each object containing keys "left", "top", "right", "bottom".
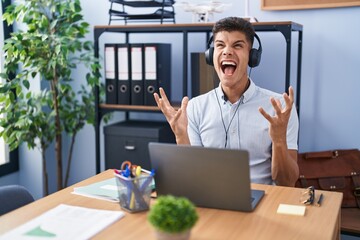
{"left": 1, "top": 0, "right": 360, "bottom": 198}
{"left": 247, "top": 2, "right": 360, "bottom": 152}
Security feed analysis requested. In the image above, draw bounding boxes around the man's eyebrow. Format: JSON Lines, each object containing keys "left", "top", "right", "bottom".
{"left": 233, "top": 39, "right": 247, "bottom": 45}
{"left": 214, "top": 39, "right": 247, "bottom": 45}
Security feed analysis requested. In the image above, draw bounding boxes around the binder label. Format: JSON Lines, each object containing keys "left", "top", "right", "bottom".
{"left": 118, "top": 47, "right": 129, "bottom": 80}
{"left": 131, "top": 47, "right": 143, "bottom": 80}
{"left": 105, "top": 46, "right": 115, "bottom": 79}
{"left": 145, "top": 46, "right": 157, "bottom": 80}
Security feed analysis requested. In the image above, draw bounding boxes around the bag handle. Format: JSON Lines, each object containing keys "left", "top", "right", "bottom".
{"left": 305, "top": 150, "right": 338, "bottom": 159}
{"left": 352, "top": 173, "right": 360, "bottom": 208}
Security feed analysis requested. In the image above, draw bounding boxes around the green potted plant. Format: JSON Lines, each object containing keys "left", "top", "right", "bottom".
{"left": 148, "top": 195, "right": 199, "bottom": 240}
{"left": 0, "top": 0, "right": 106, "bottom": 195}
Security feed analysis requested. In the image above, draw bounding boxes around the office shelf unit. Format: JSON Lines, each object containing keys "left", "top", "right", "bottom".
{"left": 108, "top": 0, "right": 176, "bottom": 25}
{"left": 93, "top": 22, "right": 303, "bottom": 174}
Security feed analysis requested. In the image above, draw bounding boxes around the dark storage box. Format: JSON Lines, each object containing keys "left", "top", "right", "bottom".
{"left": 104, "top": 120, "right": 175, "bottom": 170}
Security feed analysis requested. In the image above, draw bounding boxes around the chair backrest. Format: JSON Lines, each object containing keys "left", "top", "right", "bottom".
{"left": 0, "top": 185, "right": 34, "bottom": 216}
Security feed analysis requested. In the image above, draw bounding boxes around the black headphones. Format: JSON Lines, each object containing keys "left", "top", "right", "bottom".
{"left": 205, "top": 33, "right": 262, "bottom": 68}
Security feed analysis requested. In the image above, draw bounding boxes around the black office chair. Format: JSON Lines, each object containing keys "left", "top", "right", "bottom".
{"left": 0, "top": 185, "right": 34, "bottom": 216}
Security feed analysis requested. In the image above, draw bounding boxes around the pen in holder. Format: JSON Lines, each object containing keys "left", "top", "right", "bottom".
{"left": 115, "top": 172, "right": 154, "bottom": 213}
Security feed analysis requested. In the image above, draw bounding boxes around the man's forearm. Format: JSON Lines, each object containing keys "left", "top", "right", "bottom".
{"left": 175, "top": 134, "right": 191, "bottom": 145}
{"left": 271, "top": 143, "right": 299, "bottom": 186}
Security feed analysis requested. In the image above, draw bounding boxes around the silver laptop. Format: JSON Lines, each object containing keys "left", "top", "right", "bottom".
{"left": 148, "top": 142, "right": 265, "bottom": 212}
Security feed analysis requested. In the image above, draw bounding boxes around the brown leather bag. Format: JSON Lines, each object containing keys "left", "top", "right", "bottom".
{"left": 295, "top": 149, "right": 360, "bottom": 208}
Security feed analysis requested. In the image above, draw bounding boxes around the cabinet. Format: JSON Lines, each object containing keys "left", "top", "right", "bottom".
{"left": 94, "top": 22, "right": 303, "bottom": 174}
{"left": 104, "top": 120, "right": 175, "bottom": 170}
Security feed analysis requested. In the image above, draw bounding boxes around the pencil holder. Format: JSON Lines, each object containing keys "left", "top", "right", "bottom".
{"left": 115, "top": 174, "right": 153, "bottom": 213}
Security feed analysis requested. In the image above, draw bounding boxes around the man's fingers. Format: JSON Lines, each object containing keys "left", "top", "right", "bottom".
{"left": 181, "top": 96, "right": 189, "bottom": 110}
{"left": 154, "top": 93, "right": 162, "bottom": 108}
{"left": 283, "top": 86, "right": 294, "bottom": 111}
{"left": 154, "top": 89, "right": 190, "bottom": 125}
{"left": 270, "top": 97, "right": 282, "bottom": 115}
{"left": 259, "top": 107, "right": 273, "bottom": 123}
{"left": 159, "top": 87, "right": 170, "bottom": 103}
{"left": 288, "top": 86, "right": 294, "bottom": 101}
{"left": 154, "top": 88, "right": 175, "bottom": 112}
{"left": 173, "top": 108, "right": 182, "bottom": 122}
{"left": 283, "top": 94, "right": 293, "bottom": 112}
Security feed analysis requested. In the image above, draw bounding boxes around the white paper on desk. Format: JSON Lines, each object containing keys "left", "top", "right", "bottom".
{"left": 0, "top": 204, "right": 125, "bottom": 240}
{"left": 72, "top": 177, "right": 124, "bottom": 202}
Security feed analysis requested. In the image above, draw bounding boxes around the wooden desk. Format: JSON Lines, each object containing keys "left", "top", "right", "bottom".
{"left": 341, "top": 208, "right": 360, "bottom": 236}
{"left": 0, "top": 170, "right": 342, "bottom": 240}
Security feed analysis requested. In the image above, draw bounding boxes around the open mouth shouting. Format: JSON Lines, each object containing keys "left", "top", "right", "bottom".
{"left": 221, "top": 60, "right": 237, "bottom": 76}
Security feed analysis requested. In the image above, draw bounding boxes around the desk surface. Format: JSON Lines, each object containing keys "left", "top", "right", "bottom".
{"left": 0, "top": 170, "right": 342, "bottom": 240}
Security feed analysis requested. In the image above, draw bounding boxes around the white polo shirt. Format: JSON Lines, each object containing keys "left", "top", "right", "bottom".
{"left": 187, "top": 79, "right": 299, "bottom": 185}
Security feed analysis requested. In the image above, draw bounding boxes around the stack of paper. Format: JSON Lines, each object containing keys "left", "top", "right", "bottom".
{"left": 277, "top": 204, "right": 306, "bottom": 216}
{"left": 72, "top": 178, "right": 124, "bottom": 202}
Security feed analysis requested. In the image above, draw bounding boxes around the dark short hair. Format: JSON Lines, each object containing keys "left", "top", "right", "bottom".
{"left": 212, "top": 17, "right": 255, "bottom": 46}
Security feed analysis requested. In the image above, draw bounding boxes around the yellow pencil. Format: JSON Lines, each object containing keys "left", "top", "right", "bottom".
{"left": 129, "top": 166, "right": 142, "bottom": 210}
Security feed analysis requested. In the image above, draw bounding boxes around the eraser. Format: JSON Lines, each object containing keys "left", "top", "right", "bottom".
{"left": 277, "top": 204, "right": 306, "bottom": 216}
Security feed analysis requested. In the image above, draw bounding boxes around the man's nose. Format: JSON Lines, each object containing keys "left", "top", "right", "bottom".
{"left": 222, "top": 47, "right": 233, "bottom": 55}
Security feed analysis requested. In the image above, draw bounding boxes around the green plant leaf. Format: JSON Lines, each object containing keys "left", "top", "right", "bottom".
{"left": 0, "top": 0, "right": 101, "bottom": 191}
{"left": 50, "top": 20, "right": 58, "bottom": 30}
{"left": 23, "top": 80, "right": 30, "bottom": 89}
{"left": 148, "top": 195, "right": 198, "bottom": 233}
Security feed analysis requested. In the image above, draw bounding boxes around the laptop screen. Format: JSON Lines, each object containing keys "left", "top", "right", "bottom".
{"left": 148, "top": 142, "right": 264, "bottom": 212}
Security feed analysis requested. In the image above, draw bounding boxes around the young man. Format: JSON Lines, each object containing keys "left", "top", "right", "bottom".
{"left": 154, "top": 17, "right": 299, "bottom": 187}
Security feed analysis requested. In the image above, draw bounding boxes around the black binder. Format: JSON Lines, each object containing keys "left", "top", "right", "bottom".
{"left": 117, "top": 44, "right": 131, "bottom": 104}
{"left": 144, "top": 43, "right": 171, "bottom": 106}
{"left": 130, "top": 44, "right": 144, "bottom": 105}
{"left": 104, "top": 44, "right": 117, "bottom": 104}
{"left": 191, "top": 52, "right": 220, "bottom": 98}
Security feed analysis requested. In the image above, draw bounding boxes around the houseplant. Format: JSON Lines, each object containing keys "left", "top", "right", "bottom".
{"left": 148, "top": 195, "right": 199, "bottom": 240}
{"left": 0, "top": 0, "right": 104, "bottom": 195}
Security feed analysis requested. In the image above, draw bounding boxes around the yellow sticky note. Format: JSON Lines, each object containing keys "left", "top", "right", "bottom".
{"left": 277, "top": 204, "right": 306, "bottom": 216}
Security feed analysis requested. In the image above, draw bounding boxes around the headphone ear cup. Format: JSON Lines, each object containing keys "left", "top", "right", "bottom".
{"left": 248, "top": 33, "right": 262, "bottom": 68}
{"left": 248, "top": 48, "right": 261, "bottom": 68}
{"left": 205, "top": 47, "right": 214, "bottom": 66}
